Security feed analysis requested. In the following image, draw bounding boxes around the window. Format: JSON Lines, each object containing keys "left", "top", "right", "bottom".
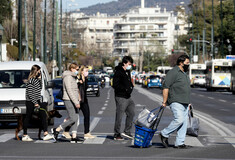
{"left": 0, "top": 70, "right": 30, "bottom": 88}
{"left": 214, "top": 66, "right": 231, "bottom": 73}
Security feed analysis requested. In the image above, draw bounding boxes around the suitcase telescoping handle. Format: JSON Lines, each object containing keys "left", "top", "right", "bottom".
{"left": 146, "top": 106, "right": 165, "bottom": 130}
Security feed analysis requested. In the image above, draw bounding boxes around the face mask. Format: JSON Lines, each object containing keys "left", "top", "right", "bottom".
{"left": 75, "top": 71, "right": 79, "bottom": 75}
{"left": 36, "top": 72, "right": 41, "bottom": 78}
{"left": 183, "top": 64, "right": 189, "bottom": 72}
{"left": 126, "top": 65, "right": 132, "bottom": 70}
{"left": 84, "top": 71, "right": 89, "bottom": 77}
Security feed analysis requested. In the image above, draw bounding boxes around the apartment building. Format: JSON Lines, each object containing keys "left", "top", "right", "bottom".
{"left": 73, "top": 12, "right": 121, "bottom": 57}
{"left": 113, "top": 0, "right": 177, "bottom": 59}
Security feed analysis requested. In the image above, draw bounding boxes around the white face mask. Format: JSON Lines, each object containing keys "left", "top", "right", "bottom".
{"left": 126, "top": 65, "right": 132, "bottom": 70}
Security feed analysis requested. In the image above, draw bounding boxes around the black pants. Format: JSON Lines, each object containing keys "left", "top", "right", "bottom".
{"left": 65, "top": 102, "right": 90, "bottom": 134}
{"left": 23, "top": 101, "right": 48, "bottom": 135}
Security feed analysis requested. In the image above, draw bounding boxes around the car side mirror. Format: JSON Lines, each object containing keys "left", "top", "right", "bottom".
{"left": 46, "top": 81, "right": 54, "bottom": 89}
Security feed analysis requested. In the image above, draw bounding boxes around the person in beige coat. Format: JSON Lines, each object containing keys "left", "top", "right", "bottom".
{"left": 51, "top": 63, "right": 83, "bottom": 143}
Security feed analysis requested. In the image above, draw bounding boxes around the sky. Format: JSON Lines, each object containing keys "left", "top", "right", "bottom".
{"left": 62, "top": 0, "right": 117, "bottom": 10}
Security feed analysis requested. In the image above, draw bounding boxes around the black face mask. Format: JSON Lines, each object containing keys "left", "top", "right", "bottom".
{"left": 183, "top": 64, "right": 189, "bottom": 72}
{"left": 36, "top": 72, "right": 41, "bottom": 78}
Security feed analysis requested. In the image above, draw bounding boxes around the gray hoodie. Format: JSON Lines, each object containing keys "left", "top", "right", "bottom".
{"left": 62, "top": 70, "right": 80, "bottom": 105}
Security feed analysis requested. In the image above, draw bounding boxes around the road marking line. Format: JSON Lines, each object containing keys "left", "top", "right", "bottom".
{"left": 233, "top": 103, "right": 235, "bottom": 105}
{"left": 89, "top": 117, "right": 101, "bottom": 132}
{"left": 105, "top": 100, "right": 108, "bottom": 103}
{"left": 219, "top": 99, "right": 226, "bottom": 102}
{"left": 0, "top": 134, "right": 15, "bottom": 142}
{"left": 34, "top": 139, "right": 56, "bottom": 143}
{"left": 101, "top": 107, "right": 106, "bottom": 110}
{"left": 104, "top": 103, "right": 108, "bottom": 106}
{"left": 185, "top": 137, "right": 203, "bottom": 147}
{"left": 97, "top": 111, "right": 103, "bottom": 115}
{"left": 208, "top": 97, "right": 214, "bottom": 99}
{"left": 83, "top": 135, "right": 107, "bottom": 144}
{"left": 225, "top": 137, "right": 235, "bottom": 148}
{"left": 198, "top": 94, "right": 203, "bottom": 97}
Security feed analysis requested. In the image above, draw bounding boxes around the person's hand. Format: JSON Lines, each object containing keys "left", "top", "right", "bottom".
{"left": 162, "top": 102, "right": 167, "bottom": 107}
{"left": 35, "top": 104, "right": 39, "bottom": 107}
{"left": 76, "top": 104, "right": 80, "bottom": 108}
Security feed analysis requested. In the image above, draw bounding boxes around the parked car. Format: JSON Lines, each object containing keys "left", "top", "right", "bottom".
{"left": 192, "top": 75, "right": 206, "bottom": 87}
{"left": 87, "top": 75, "right": 100, "bottom": 97}
{"left": 51, "top": 78, "right": 65, "bottom": 110}
{"left": 0, "top": 61, "right": 54, "bottom": 125}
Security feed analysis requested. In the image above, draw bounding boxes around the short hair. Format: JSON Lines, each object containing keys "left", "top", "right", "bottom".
{"left": 176, "top": 55, "right": 190, "bottom": 65}
{"left": 122, "top": 56, "right": 133, "bottom": 65}
{"left": 68, "top": 63, "right": 78, "bottom": 71}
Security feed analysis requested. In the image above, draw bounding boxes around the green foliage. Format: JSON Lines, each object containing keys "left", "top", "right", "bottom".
{"left": 0, "top": 0, "right": 12, "bottom": 24}
{"left": 7, "top": 44, "right": 18, "bottom": 60}
{"left": 180, "top": 0, "right": 235, "bottom": 58}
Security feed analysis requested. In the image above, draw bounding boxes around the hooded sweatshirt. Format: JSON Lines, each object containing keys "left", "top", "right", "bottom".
{"left": 62, "top": 70, "right": 80, "bottom": 105}
{"left": 113, "top": 63, "right": 134, "bottom": 99}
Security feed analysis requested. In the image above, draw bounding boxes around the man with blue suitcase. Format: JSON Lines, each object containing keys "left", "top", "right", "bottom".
{"left": 160, "top": 55, "right": 192, "bottom": 149}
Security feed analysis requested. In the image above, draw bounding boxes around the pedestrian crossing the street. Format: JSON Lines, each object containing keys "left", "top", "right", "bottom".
{"left": 1, "top": 132, "right": 234, "bottom": 149}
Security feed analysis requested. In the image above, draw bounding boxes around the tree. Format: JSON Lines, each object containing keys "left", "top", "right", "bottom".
{"left": 0, "top": 0, "right": 12, "bottom": 24}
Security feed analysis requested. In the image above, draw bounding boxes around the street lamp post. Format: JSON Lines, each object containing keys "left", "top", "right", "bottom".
{"left": 228, "top": 44, "right": 232, "bottom": 55}
{"left": 0, "top": 24, "right": 4, "bottom": 62}
{"left": 22, "top": 39, "right": 27, "bottom": 60}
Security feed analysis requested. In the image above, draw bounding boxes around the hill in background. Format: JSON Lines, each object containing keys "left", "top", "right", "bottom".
{"left": 79, "top": 0, "right": 190, "bottom": 16}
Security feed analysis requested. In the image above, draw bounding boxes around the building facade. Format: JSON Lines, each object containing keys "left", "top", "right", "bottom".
{"left": 73, "top": 12, "right": 121, "bottom": 57}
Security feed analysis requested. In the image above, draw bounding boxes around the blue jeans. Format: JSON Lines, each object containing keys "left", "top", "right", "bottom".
{"left": 161, "top": 102, "right": 189, "bottom": 146}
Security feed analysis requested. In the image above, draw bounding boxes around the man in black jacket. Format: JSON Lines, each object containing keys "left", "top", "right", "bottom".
{"left": 113, "top": 56, "right": 135, "bottom": 140}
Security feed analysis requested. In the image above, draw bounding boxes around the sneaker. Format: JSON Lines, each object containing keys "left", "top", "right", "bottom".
{"left": 174, "top": 144, "right": 192, "bottom": 149}
{"left": 43, "top": 134, "right": 54, "bottom": 141}
{"left": 122, "top": 132, "right": 134, "bottom": 139}
{"left": 159, "top": 133, "right": 169, "bottom": 148}
{"left": 51, "top": 128, "right": 59, "bottom": 140}
{"left": 22, "top": 135, "right": 33, "bottom": 142}
{"left": 62, "top": 132, "right": 72, "bottom": 139}
{"left": 84, "top": 133, "right": 95, "bottom": 139}
{"left": 113, "top": 133, "right": 124, "bottom": 141}
{"left": 70, "top": 137, "right": 84, "bottom": 144}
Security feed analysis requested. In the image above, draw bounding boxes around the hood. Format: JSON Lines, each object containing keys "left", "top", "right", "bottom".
{"left": 62, "top": 70, "right": 77, "bottom": 79}
{"left": 115, "top": 63, "right": 130, "bottom": 74}
{"left": 115, "top": 63, "right": 124, "bottom": 72}
{"left": 0, "top": 89, "right": 26, "bottom": 101}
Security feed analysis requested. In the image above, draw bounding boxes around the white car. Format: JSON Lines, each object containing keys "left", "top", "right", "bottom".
{"left": 0, "top": 61, "right": 54, "bottom": 125}
{"left": 193, "top": 75, "right": 206, "bottom": 87}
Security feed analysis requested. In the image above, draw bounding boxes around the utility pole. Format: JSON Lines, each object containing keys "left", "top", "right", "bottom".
{"left": 59, "top": 0, "right": 62, "bottom": 75}
{"left": 43, "top": 0, "right": 47, "bottom": 64}
{"left": 202, "top": 0, "right": 206, "bottom": 62}
{"left": 51, "top": 0, "right": 55, "bottom": 61}
{"left": 41, "top": 15, "right": 43, "bottom": 61}
{"left": 211, "top": 0, "right": 215, "bottom": 59}
{"left": 196, "top": 4, "right": 200, "bottom": 63}
{"left": 18, "top": 0, "right": 22, "bottom": 61}
{"left": 24, "top": 0, "right": 29, "bottom": 60}
{"left": 56, "top": 0, "right": 59, "bottom": 63}
{"left": 33, "top": 0, "right": 36, "bottom": 61}
{"left": 220, "top": 0, "right": 224, "bottom": 58}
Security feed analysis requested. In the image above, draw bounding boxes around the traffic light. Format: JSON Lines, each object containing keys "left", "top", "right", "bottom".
{"left": 187, "top": 38, "right": 193, "bottom": 44}
{"left": 171, "top": 49, "right": 174, "bottom": 54}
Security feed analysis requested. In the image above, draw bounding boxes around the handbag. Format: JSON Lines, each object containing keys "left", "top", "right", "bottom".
{"left": 187, "top": 105, "right": 199, "bottom": 137}
{"left": 135, "top": 106, "right": 164, "bottom": 129}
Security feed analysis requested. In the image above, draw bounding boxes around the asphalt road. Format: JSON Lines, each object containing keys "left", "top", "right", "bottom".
{"left": 0, "top": 83, "right": 235, "bottom": 160}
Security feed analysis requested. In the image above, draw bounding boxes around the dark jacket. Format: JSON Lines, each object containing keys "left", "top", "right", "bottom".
{"left": 113, "top": 63, "right": 134, "bottom": 99}
{"left": 77, "top": 76, "right": 88, "bottom": 103}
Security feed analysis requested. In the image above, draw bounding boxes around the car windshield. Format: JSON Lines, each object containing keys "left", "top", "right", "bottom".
{"left": 192, "top": 69, "right": 205, "bottom": 75}
{"left": 0, "top": 70, "right": 30, "bottom": 88}
{"left": 150, "top": 75, "right": 160, "bottom": 79}
{"left": 88, "top": 76, "right": 97, "bottom": 82}
{"left": 52, "top": 79, "right": 63, "bottom": 89}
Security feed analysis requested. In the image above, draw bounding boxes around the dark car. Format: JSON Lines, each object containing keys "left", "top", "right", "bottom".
{"left": 87, "top": 75, "right": 100, "bottom": 97}
{"left": 51, "top": 78, "right": 65, "bottom": 110}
